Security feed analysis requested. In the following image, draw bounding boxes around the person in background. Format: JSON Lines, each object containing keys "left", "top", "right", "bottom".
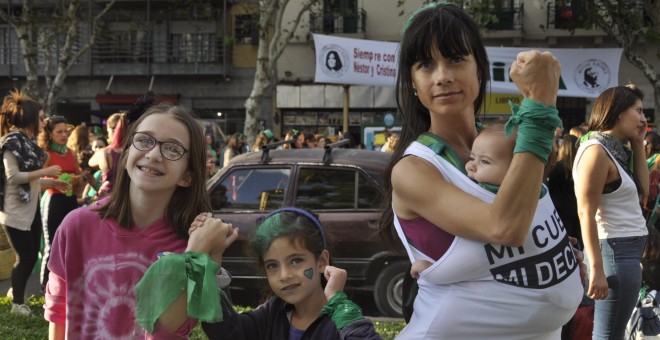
{"left": 380, "top": 133, "right": 399, "bottom": 154}
{"left": 645, "top": 132, "right": 660, "bottom": 229}
{"left": 316, "top": 136, "right": 332, "bottom": 149}
{"left": 223, "top": 133, "right": 243, "bottom": 168}
{"left": 547, "top": 134, "right": 582, "bottom": 249}
{"left": 379, "top": 3, "right": 583, "bottom": 338}
{"left": 104, "top": 112, "right": 123, "bottom": 146}
{"left": 88, "top": 113, "right": 126, "bottom": 199}
{"left": 294, "top": 131, "right": 305, "bottom": 149}
{"left": 44, "top": 103, "right": 208, "bottom": 338}
{"left": 644, "top": 132, "right": 660, "bottom": 160}
{"left": 252, "top": 129, "right": 274, "bottom": 152}
{"left": 304, "top": 133, "right": 317, "bottom": 148}
{"left": 573, "top": 84, "right": 648, "bottom": 339}
{"left": 67, "top": 124, "right": 96, "bottom": 203}
{"left": 205, "top": 134, "right": 218, "bottom": 177}
{"left": 0, "top": 90, "right": 68, "bottom": 316}
{"left": 38, "top": 115, "right": 82, "bottom": 291}
{"left": 279, "top": 129, "right": 299, "bottom": 150}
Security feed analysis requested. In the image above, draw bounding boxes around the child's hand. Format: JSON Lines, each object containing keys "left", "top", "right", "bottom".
{"left": 323, "top": 266, "right": 347, "bottom": 301}
{"left": 187, "top": 216, "right": 238, "bottom": 263}
{"left": 189, "top": 212, "right": 211, "bottom": 236}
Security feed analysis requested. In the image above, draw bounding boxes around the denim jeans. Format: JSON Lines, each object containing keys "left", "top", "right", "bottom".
{"left": 592, "top": 235, "right": 646, "bottom": 339}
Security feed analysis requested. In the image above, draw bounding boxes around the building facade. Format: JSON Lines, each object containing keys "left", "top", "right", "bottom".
{"left": 0, "top": 0, "right": 657, "bottom": 146}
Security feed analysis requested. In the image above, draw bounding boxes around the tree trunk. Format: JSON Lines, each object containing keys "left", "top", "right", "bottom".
{"left": 244, "top": 35, "right": 272, "bottom": 145}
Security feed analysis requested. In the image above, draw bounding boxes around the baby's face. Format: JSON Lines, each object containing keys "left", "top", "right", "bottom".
{"left": 465, "top": 132, "right": 513, "bottom": 185}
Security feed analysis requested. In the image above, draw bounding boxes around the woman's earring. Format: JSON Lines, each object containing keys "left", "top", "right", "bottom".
{"left": 413, "top": 89, "right": 418, "bottom": 96}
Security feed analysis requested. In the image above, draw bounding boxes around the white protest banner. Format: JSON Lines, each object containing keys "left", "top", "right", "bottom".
{"left": 313, "top": 34, "right": 623, "bottom": 98}
{"left": 313, "top": 34, "right": 398, "bottom": 87}
{"left": 487, "top": 47, "right": 623, "bottom": 98}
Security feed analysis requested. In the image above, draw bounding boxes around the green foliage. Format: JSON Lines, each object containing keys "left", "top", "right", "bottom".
{"left": 0, "top": 296, "right": 404, "bottom": 339}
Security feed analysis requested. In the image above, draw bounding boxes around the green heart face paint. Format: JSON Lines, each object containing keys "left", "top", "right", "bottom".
{"left": 304, "top": 267, "right": 313, "bottom": 280}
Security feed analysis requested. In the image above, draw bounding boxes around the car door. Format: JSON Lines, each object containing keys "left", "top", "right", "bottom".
{"left": 208, "top": 166, "right": 293, "bottom": 279}
{"left": 293, "top": 165, "right": 383, "bottom": 283}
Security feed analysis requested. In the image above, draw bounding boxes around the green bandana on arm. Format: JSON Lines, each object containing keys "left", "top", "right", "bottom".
{"left": 135, "top": 252, "right": 223, "bottom": 333}
{"left": 320, "top": 292, "right": 364, "bottom": 330}
{"left": 505, "top": 98, "right": 562, "bottom": 165}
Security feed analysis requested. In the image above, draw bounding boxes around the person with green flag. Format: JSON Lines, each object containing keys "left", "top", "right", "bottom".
{"left": 43, "top": 103, "right": 222, "bottom": 339}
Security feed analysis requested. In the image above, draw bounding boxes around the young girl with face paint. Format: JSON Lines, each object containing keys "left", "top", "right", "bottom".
{"left": 200, "top": 208, "right": 381, "bottom": 340}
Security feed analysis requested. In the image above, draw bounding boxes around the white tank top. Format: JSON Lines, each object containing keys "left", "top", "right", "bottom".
{"left": 394, "top": 141, "right": 583, "bottom": 339}
{"left": 573, "top": 139, "right": 647, "bottom": 239}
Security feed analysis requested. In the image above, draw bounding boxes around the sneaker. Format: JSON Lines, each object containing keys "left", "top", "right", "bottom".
{"left": 10, "top": 303, "right": 31, "bottom": 316}
{"left": 6, "top": 287, "right": 12, "bottom": 299}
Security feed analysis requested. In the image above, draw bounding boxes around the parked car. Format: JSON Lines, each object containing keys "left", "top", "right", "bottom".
{"left": 206, "top": 142, "right": 407, "bottom": 317}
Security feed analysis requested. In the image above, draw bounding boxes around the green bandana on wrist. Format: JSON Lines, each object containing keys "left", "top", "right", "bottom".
{"left": 320, "top": 292, "right": 364, "bottom": 330}
{"left": 135, "top": 252, "right": 222, "bottom": 333}
{"left": 505, "top": 98, "right": 562, "bottom": 164}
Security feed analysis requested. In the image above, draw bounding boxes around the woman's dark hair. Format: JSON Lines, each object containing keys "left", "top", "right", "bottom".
{"left": 380, "top": 3, "right": 490, "bottom": 247}
{"left": 0, "top": 90, "right": 43, "bottom": 137}
{"left": 38, "top": 115, "right": 68, "bottom": 150}
{"left": 95, "top": 103, "right": 211, "bottom": 238}
{"left": 587, "top": 84, "right": 644, "bottom": 132}
{"left": 325, "top": 51, "right": 343, "bottom": 71}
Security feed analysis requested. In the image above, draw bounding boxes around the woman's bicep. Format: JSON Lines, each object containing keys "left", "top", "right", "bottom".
{"left": 392, "top": 157, "right": 494, "bottom": 243}
{"left": 574, "top": 146, "right": 607, "bottom": 213}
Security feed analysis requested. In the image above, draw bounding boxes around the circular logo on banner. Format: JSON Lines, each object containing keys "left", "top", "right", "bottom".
{"left": 319, "top": 44, "right": 349, "bottom": 78}
{"left": 384, "top": 112, "right": 395, "bottom": 128}
{"left": 574, "top": 59, "right": 611, "bottom": 94}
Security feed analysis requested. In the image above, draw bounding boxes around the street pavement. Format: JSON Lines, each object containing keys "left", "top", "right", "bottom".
{"left": 0, "top": 270, "right": 42, "bottom": 299}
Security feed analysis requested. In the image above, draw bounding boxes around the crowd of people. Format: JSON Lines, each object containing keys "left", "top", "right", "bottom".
{"left": 0, "top": 2, "right": 657, "bottom": 339}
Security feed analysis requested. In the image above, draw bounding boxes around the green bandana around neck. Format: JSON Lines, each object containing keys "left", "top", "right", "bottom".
{"left": 49, "top": 141, "right": 68, "bottom": 155}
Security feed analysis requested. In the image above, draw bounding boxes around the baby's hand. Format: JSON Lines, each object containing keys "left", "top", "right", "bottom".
{"left": 323, "top": 266, "right": 347, "bottom": 300}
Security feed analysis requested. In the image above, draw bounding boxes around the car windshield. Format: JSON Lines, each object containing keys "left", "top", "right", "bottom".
{"left": 211, "top": 168, "right": 291, "bottom": 211}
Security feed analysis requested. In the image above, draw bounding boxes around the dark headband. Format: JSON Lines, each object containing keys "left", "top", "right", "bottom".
{"left": 264, "top": 207, "right": 327, "bottom": 248}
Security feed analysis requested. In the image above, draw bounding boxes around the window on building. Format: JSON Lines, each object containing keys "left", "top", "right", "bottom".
{"left": 234, "top": 14, "right": 257, "bottom": 44}
{"left": 170, "top": 32, "right": 217, "bottom": 62}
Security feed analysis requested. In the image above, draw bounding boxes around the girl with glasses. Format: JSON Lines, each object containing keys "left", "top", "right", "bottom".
{"left": 44, "top": 103, "right": 211, "bottom": 338}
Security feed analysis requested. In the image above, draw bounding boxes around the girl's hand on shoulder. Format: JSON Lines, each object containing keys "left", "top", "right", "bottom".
{"left": 323, "top": 266, "right": 347, "bottom": 301}
{"left": 509, "top": 50, "right": 561, "bottom": 106}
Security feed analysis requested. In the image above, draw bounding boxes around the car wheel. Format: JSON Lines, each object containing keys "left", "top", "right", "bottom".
{"left": 373, "top": 261, "right": 406, "bottom": 317}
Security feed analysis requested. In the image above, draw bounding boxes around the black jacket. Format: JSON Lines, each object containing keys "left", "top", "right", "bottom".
{"left": 202, "top": 293, "right": 382, "bottom": 340}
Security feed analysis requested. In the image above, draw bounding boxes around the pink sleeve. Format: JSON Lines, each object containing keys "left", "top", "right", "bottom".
{"left": 149, "top": 318, "right": 198, "bottom": 339}
{"left": 43, "top": 271, "right": 67, "bottom": 324}
{"left": 43, "top": 217, "right": 70, "bottom": 324}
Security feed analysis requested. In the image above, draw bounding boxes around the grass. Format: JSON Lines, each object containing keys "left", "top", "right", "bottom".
{"left": 0, "top": 296, "right": 404, "bottom": 339}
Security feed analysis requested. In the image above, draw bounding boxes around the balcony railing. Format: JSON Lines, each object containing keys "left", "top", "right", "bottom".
{"left": 485, "top": 2, "right": 524, "bottom": 30}
{"left": 92, "top": 35, "right": 232, "bottom": 64}
{"left": 309, "top": 8, "right": 366, "bottom": 34}
{"left": 0, "top": 26, "right": 232, "bottom": 65}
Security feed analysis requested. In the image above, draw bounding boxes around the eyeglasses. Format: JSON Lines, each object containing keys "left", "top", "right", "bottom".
{"left": 131, "top": 132, "right": 188, "bottom": 161}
